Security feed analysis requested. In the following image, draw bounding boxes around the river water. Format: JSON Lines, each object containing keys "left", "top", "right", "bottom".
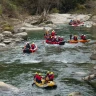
{"left": 0, "top": 25, "right": 96, "bottom": 96}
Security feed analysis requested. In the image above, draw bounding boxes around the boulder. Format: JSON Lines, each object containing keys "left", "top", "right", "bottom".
{"left": 0, "top": 34, "right": 4, "bottom": 42}
{"left": 90, "top": 54, "right": 96, "bottom": 60}
{"left": 0, "top": 81, "right": 19, "bottom": 92}
{"left": 3, "top": 31, "right": 12, "bottom": 37}
{"left": 14, "top": 32, "right": 28, "bottom": 40}
{"left": 3, "top": 39, "right": 12, "bottom": 44}
{"left": 68, "top": 92, "right": 83, "bottom": 96}
{"left": 0, "top": 43, "right": 6, "bottom": 47}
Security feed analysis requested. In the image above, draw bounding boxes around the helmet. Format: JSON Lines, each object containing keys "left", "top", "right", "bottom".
{"left": 35, "top": 72, "right": 38, "bottom": 74}
{"left": 39, "top": 73, "right": 41, "bottom": 75}
{"left": 32, "top": 42, "right": 34, "bottom": 44}
{"left": 50, "top": 72, "right": 54, "bottom": 74}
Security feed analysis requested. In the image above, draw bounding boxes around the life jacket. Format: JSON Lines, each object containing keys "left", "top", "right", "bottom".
{"left": 73, "top": 36, "right": 78, "bottom": 41}
{"left": 83, "top": 36, "right": 86, "bottom": 40}
{"left": 34, "top": 74, "right": 38, "bottom": 79}
{"left": 51, "top": 31, "right": 55, "bottom": 36}
{"left": 36, "top": 75, "right": 42, "bottom": 81}
{"left": 31, "top": 44, "right": 35, "bottom": 49}
{"left": 80, "top": 35, "right": 84, "bottom": 39}
{"left": 49, "top": 74, "right": 54, "bottom": 81}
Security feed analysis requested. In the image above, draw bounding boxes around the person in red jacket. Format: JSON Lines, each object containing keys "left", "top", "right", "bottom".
{"left": 34, "top": 72, "right": 38, "bottom": 80}
{"left": 83, "top": 35, "right": 86, "bottom": 40}
{"left": 49, "top": 72, "right": 54, "bottom": 81}
{"left": 51, "top": 30, "right": 56, "bottom": 37}
{"left": 80, "top": 34, "right": 84, "bottom": 39}
{"left": 73, "top": 35, "right": 78, "bottom": 41}
{"left": 31, "top": 42, "right": 36, "bottom": 49}
{"left": 36, "top": 73, "right": 42, "bottom": 83}
{"left": 45, "top": 71, "right": 50, "bottom": 83}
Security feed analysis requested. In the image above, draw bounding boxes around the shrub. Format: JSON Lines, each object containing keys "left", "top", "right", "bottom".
{"left": 50, "top": 8, "right": 59, "bottom": 13}
{"left": 1, "top": 23, "right": 13, "bottom": 32}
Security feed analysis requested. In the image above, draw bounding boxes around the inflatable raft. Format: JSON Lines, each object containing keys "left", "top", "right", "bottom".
{"left": 46, "top": 40, "right": 65, "bottom": 45}
{"left": 78, "top": 39, "right": 90, "bottom": 43}
{"left": 68, "top": 40, "right": 78, "bottom": 43}
{"left": 70, "top": 22, "right": 84, "bottom": 27}
{"left": 23, "top": 45, "right": 37, "bottom": 53}
{"left": 34, "top": 80, "right": 57, "bottom": 89}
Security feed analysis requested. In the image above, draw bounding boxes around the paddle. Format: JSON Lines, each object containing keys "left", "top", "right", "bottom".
{"left": 32, "top": 82, "right": 35, "bottom": 86}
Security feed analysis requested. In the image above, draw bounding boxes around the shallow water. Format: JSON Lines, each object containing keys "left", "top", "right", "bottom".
{"left": 0, "top": 25, "right": 96, "bottom": 96}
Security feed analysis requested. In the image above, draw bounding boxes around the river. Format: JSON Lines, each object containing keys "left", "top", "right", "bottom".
{"left": 0, "top": 25, "right": 96, "bottom": 96}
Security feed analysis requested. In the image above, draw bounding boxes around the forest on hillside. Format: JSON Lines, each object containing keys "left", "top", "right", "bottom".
{"left": 0, "top": 0, "right": 96, "bottom": 18}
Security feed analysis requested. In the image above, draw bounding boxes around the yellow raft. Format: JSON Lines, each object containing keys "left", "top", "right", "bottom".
{"left": 34, "top": 79, "right": 57, "bottom": 89}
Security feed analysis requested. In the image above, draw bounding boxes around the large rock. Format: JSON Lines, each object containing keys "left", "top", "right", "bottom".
{"left": 3, "top": 39, "right": 12, "bottom": 44}
{"left": 0, "top": 43, "right": 6, "bottom": 47}
{"left": 68, "top": 92, "right": 83, "bottom": 96}
{"left": 90, "top": 54, "right": 96, "bottom": 60}
{"left": 0, "top": 34, "right": 4, "bottom": 42}
{"left": 0, "top": 81, "right": 19, "bottom": 92}
{"left": 3, "top": 31, "right": 12, "bottom": 37}
{"left": 14, "top": 32, "right": 28, "bottom": 40}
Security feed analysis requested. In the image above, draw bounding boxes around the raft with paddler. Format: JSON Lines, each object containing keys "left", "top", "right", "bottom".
{"left": 32, "top": 71, "right": 57, "bottom": 89}
{"left": 68, "top": 34, "right": 90, "bottom": 43}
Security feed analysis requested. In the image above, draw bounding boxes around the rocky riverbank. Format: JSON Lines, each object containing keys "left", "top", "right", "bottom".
{"left": 0, "top": 13, "right": 96, "bottom": 52}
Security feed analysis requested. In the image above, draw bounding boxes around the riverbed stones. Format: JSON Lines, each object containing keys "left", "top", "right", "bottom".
{"left": 3, "top": 39, "right": 12, "bottom": 44}
{"left": 68, "top": 92, "right": 83, "bottom": 96}
{"left": 0, "top": 43, "right": 6, "bottom": 47}
{"left": 3, "top": 31, "right": 12, "bottom": 37}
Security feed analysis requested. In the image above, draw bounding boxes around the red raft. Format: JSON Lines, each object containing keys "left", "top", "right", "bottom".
{"left": 71, "top": 22, "right": 84, "bottom": 27}
{"left": 46, "top": 40, "right": 65, "bottom": 45}
{"left": 23, "top": 45, "right": 37, "bottom": 53}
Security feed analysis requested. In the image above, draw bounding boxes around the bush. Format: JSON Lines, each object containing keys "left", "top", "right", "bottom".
{"left": 50, "top": 8, "right": 59, "bottom": 13}
{"left": 76, "top": 4, "right": 86, "bottom": 10}
{"left": 1, "top": 23, "right": 13, "bottom": 32}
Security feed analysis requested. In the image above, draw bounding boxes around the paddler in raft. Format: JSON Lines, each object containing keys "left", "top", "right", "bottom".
{"left": 73, "top": 35, "right": 78, "bottom": 41}
{"left": 31, "top": 42, "right": 36, "bottom": 49}
{"left": 80, "top": 34, "right": 87, "bottom": 40}
{"left": 45, "top": 71, "right": 54, "bottom": 83}
{"left": 51, "top": 30, "right": 57, "bottom": 37}
{"left": 34, "top": 73, "right": 42, "bottom": 83}
{"left": 24, "top": 42, "right": 31, "bottom": 49}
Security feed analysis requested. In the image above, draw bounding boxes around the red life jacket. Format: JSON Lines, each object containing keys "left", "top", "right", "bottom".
{"left": 31, "top": 44, "right": 35, "bottom": 49}
{"left": 49, "top": 74, "right": 54, "bottom": 81}
{"left": 34, "top": 74, "right": 38, "bottom": 79}
{"left": 51, "top": 32, "right": 55, "bottom": 36}
{"left": 36, "top": 75, "right": 42, "bottom": 80}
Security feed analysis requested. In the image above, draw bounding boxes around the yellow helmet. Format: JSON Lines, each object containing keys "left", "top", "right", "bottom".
{"left": 39, "top": 73, "right": 41, "bottom": 75}
{"left": 50, "top": 72, "right": 54, "bottom": 74}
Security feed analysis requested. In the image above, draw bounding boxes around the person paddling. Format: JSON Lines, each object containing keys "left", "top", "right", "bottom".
{"left": 49, "top": 72, "right": 54, "bottom": 81}
{"left": 24, "top": 42, "right": 30, "bottom": 49}
{"left": 36, "top": 73, "right": 42, "bottom": 83}
{"left": 31, "top": 42, "right": 36, "bottom": 49}
{"left": 73, "top": 35, "right": 78, "bottom": 41}
{"left": 34, "top": 72, "right": 38, "bottom": 80}
{"left": 45, "top": 71, "right": 50, "bottom": 83}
